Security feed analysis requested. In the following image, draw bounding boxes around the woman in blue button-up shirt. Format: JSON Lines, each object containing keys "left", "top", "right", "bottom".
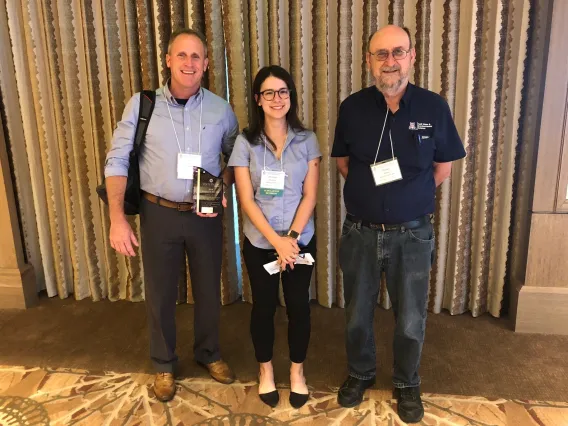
{"left": 229, "top": 65, "right": 321, "bottom": 409}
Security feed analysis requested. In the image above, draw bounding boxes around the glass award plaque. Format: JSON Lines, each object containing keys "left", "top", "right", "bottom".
{"left": 192, "top": 167, "right": 223, "bottom": 214}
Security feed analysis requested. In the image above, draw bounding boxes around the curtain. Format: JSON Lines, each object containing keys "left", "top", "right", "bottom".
{"left": 0, "top": 0, "right": 542, "bottom": 317}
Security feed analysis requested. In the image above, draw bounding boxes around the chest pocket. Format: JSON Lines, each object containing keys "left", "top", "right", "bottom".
{"left": 200, "top": 123, "right": 224, "bottom": 155}
{"left": 410, "top": 130, "right": 435, "bottom": 170}
{"left": 284, "top": 141, "right": 309, "bottom": 190}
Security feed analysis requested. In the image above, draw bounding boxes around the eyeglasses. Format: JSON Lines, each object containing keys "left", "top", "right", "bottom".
{"left": 368, "top": 48, "right": 411, "bottom": 62}
{"left": 258, "top": 88, "right": 291, "bottom": 101}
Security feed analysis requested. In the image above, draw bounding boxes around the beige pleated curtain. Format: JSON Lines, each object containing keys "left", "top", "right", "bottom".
{"left": 0, "top": 0, "right": 542, "bottom": 317}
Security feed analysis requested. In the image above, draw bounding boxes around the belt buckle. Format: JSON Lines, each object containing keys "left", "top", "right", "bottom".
{"left": 177, "top": 203, "right": 190, "bottom": 212}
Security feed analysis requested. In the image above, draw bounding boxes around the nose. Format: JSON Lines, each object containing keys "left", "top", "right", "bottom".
{"left": 384, "top": 53, "right": 397, "bottom": 67}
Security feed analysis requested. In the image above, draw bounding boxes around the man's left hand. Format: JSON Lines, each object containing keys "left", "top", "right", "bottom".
{"left": 196, "top": 194, "right": 227, "bottom": 218}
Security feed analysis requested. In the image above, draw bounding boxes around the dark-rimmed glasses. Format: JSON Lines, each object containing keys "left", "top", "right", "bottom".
{"left": 258, "top": 88, "right": 291, "bottom": 101}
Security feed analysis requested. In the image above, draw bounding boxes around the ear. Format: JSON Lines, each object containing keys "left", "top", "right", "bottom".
{"left": 203, "top": 57, "right": 209, "bottom": 72}
{"left": 255, "top": 94, "right": 260, "bottom": 105}
{"left": 166, "top": 53, "right": 171, "bottom": 69}
{"left": 365, "top": 52, "right": 371, "bottom": 71}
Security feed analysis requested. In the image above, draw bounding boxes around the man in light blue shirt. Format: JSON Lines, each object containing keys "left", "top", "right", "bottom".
{"left": 104, "top": 28, "right": 239, "bottom": 402}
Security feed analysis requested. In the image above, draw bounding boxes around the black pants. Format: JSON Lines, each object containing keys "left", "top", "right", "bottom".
{"left": 243, "top": 236, "right": 316, "bottom": 364}
{"left": 140, "top": 197, "right": 223, "bottom": 373}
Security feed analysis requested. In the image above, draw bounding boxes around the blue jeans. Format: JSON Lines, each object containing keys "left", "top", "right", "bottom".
{"left": 339, "top": 216, "right": 434, "bottom": 388}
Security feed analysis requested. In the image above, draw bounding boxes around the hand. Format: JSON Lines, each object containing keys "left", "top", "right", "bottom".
{"left": 196, "top": 211, "right": 219, "bottom": 218}
{"left": 110, "top": 217, "right": 139, "bottom": 257}
{"left": 196, "top": 194, "right": 227, "bottom": 218}
{"left": 273, "top": 236, "right": 300, "bottom": 271}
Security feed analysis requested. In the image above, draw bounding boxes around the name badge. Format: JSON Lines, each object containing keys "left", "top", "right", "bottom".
{"left": 260, "top": 170, "right": 285, "bottom": 196}
{"left": 370, "top": 158, "right": 403, "bottom": 186}
{"left": 177, "top": 153, "right": 202, "bottom": 179}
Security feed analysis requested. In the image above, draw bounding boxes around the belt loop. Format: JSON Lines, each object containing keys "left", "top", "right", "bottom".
{"left": 156, "top": 196, "right": 162, "bottom": 207}
{"left": 356, "top": 221, "right": 361, "bottom": 230}
{"left": 381, "top": 223, "right": 385, "bottom": 232}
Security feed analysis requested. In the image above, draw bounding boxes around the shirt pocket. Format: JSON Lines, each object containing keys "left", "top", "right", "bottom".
{"left": 411, "top": 131, "right": 435, "bottom": 170}
{"left": 249, "top": 156, "right": 262, "bottom": 194}
{"left": 200, "top": 123, "right": 224, "bottom": 155}
{"left": 285, "top": 143, "right": 309, "bottom": 190}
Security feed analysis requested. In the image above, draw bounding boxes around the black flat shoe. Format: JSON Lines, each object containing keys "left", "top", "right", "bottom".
{"left": 259, "top": 390, "right": 279, "bottom": 408}
{"left": 289, "top": 391, "right": 309, "bottom": 408}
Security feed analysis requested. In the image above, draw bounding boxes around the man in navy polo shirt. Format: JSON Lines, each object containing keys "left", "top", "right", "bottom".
{"left": 332, "top": 25, "right": 466, "bottom": 423}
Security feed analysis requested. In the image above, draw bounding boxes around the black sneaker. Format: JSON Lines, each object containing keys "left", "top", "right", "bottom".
{"left": 394, "top": 386, "right": 424, "bottom": 423}
{"left": 337, "top": 376, "right": 376, "bottom": 408}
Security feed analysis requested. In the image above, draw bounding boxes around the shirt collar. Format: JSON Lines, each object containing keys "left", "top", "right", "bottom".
{"left": 287, "top": 125, "right": 297, "bottom": 142}
{"left": 163, "top": 79, "right": 203, "bottom": 106}
{"left": 373, "top": 82, "right": 414, "bottom": 109}
{"left": 261, "top": 125, "right": 302, "bottom": 152}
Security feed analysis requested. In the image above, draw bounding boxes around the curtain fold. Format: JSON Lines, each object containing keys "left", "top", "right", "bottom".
{"left": 0, "top": 0, "right": 540, "bottom": 318}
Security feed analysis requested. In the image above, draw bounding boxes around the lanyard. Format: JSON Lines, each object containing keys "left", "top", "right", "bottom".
{"left": 262, "top": 132, "right": 286, "bottom": 171}
{"left": 166, "top": 90, "right": 204, "bottom": 154}
{"left": 373, "top": 110, "right": 395, "bottom": 164}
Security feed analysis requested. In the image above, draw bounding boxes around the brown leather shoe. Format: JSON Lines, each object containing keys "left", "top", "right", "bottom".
{"left": 199, "top": 359, "right": 236, "bottom": 384}
{"left": 153, "top": 372, "right": 176, "bottom": 402}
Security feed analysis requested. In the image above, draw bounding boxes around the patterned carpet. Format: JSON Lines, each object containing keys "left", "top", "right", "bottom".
{"left": 0, "top": 366, "right": 567, "bottom": 425}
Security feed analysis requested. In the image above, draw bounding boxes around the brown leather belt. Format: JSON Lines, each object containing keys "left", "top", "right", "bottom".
{"left": 142, "top": 192, "right": 193, "bottom": 212}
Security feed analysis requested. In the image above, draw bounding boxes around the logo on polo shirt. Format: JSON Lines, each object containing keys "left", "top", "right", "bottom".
{"left": 409, "top": 122, "right": 432, "bottom": 130}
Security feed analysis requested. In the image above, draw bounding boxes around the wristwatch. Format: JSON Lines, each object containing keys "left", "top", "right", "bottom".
{"left": 286, "top": 229, "right": 300, "bottom": 240}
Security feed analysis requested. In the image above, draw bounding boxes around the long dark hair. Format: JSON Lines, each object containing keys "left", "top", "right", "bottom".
{"left": 243, "top": 65, "right": 307, "bottom": 149}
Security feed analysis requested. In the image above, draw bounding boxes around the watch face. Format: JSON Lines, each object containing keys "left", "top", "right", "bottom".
{"left": 288, "top": 230, "right": 299, "bottom": 239}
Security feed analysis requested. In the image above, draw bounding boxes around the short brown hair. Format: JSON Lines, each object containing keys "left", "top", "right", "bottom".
{"left": 168, "top": 28, "right": 208, "bottom": 56}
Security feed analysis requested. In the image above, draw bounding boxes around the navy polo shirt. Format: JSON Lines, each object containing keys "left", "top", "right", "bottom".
{"left": 332, "top": 83, "right": 466, "bottom": 224}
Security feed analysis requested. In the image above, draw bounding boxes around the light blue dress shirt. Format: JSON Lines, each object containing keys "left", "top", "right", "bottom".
{"left": 104, "top": 83, "right": 239, "bottom": 202}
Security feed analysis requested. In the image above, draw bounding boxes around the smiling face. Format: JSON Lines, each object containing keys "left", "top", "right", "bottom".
{"left": 366, "top": 25, "right": 416, "bottom": 97}
{"left": 166, "top": 33, "right": 208, "bottom": 98}
{"left": 256, "top": 76, "right": 291, "bottom": 121}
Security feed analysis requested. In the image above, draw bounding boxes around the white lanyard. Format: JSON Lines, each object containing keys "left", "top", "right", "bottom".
{"left": 260, "top": 132, "right": 287, "bottom": 198}
{"left": 166, "top": 90, "right": 204, "bottom": 154}
{"left": 262, "top": 132, "right": 285, "bottom": 171}
{"left": 373, "top": 110, "right": 395, "bottom": 164}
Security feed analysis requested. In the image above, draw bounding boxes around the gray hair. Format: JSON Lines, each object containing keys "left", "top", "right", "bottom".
{"left": 367, "top": 26, "right": 413, "bottom": 51}
{"left": 168, "top": 28, "right": 208, "bottom": 57}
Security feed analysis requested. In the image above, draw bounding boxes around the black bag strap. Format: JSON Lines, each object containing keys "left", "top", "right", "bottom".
{"left": 132, "top": 90, "right": 156, "bottom": 154}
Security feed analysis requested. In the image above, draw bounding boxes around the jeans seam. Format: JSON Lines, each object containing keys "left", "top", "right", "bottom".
{"left": 407, "top": 227, "right": 435, "bottom": 243}
{"left": 393, "top": 380, "right": 421, "bottom": 388}
{"left": 350, "top": 372, "right": 375, "bottom": 380}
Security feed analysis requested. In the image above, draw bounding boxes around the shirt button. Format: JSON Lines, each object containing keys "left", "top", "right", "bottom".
{"left": 186, "top": 127, "right": 190, "bottom": 131}
{"left": 385, "top": 208, "right": 390, "bottom": 212}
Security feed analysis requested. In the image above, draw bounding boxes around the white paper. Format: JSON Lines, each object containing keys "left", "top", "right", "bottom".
{"left": 263, "top": 260, "right": 281, "bottom": 275}
{"left": 370, "top": 158, "right": 403, "bottom": 186}
{"left": 263, "top": 253, "right": 315, "bottom": 274}
{"left": 295, "top": 253, "right": 315, "bottom": 265}
{"left": 260, "top": 170, "right": 286, "bottom": 189}
{"left": 177, "top": 153, "right": 202, "bottom": 179}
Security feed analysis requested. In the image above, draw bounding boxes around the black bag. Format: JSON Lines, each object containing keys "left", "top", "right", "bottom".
{"left": 96, "top": 90, "right": 156, "bottom": 215}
